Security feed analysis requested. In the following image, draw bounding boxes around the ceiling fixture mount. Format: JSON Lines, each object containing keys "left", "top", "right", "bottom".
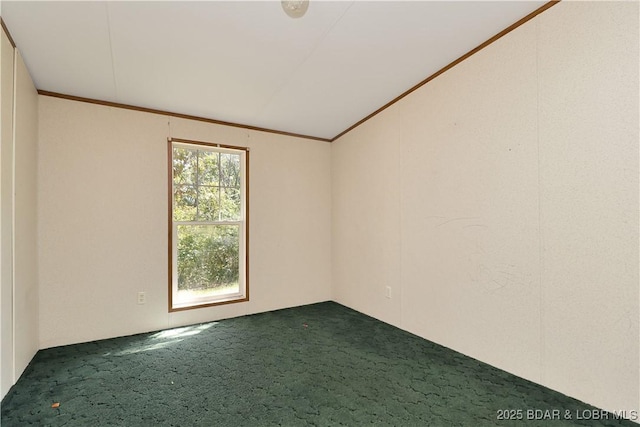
{"left": 281, "top": 0, "right": 309, "bottom": 19}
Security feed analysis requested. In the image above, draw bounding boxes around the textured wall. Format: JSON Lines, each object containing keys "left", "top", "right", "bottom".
{"left": 332, "top": 1, "right": 639, "bottom": 416}
{"left": 536, "top": 1, "right": 639, "bottom": 412}
{"left": 0, "top": 22, "right": 15, "bottom": 400}
{"left": 38, "top": 96, "right": 332, "bottom": 349}
{"left": 1, "top": 40, "right": 39, "bottom": 399}
{"left": 13, "top": 50, "right": 39, "bottom": 386}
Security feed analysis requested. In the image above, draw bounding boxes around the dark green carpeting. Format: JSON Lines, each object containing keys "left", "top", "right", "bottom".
{"left": 1, "top": 302, "right": 635, "bottom": 426}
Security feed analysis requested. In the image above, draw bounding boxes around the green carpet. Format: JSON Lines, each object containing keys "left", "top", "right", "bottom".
{"left": 1, "top": 302, "right": 635, "bottom": 426}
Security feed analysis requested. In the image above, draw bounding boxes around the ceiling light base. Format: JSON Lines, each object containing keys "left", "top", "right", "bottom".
{"left": 281, "top": 0, "right": 309, "bottom": 19}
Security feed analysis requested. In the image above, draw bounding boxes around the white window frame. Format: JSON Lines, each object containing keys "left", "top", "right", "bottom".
{"left": 168, "top": 138, "right": 249, "bottom": 312}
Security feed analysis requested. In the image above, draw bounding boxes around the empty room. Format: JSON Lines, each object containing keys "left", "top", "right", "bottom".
{"left": 0, "top": 0, "right": 638, "bottom": 425}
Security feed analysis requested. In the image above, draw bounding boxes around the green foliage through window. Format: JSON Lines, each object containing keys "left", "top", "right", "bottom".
{"left": 173, "top": 147, "right": 241, "bottom": 222}
{"left": 176, "top": 225, "right": 239, "bottom": 291}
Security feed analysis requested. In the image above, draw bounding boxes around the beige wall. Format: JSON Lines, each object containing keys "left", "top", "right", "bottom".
{"left": 332, "top": 1, "right": 638, "bottom": 416}
{"left": 37, "top": 96, "right": 332, "bottom": 349}
{"left": 537, "top": 3, "right": 638, "bottom": 411}
{"left": 13, "top": 50, "right": 39, "bottom": 379}
{"left": 0, "top": 22, "right": 15, "bottom": 400}
{"left": 0, "top": 33, "right": 39, "bottom": 399}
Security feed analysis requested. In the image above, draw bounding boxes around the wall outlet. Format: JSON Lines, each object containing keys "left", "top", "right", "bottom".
{"left": 137, "top": 291, "right": 146, "bottom": 305}
{"left": 385, "top": 286, "right": 392, "bottom": 299}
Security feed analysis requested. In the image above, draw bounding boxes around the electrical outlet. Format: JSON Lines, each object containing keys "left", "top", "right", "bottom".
{"left": 385, "top": 286, "right": 392, "bottom": 299}
{"left": 137, "top": 291, "right": 146, "bottom": 305}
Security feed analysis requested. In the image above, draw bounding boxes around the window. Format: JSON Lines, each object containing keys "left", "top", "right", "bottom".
{"left": 168, "top": 138, "right": 248, "bottom": 311}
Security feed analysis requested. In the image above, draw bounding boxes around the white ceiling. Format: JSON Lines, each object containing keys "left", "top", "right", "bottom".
{"left": 1, "top": 1, "right": 546, "bottom": 140}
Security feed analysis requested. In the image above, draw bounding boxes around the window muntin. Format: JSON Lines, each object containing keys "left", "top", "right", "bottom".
{"left": 169, "top": 139, "right": 248, "bottom": 311}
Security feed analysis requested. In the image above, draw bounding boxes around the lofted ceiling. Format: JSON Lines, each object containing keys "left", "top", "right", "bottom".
{"left": 1, "top": 1, "right": 547, "bottom": 140}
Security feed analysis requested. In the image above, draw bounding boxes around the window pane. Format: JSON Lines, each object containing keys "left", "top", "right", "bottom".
{"left": 176, "top": 225, "right": 240, "bottom": 299}
{"left": 172, "top": 147, "right": 198, "bottom": 185}
{"left": 220, "top": 187, "right": 241, "bottom": 220}
{"left": 197, "top": 185, "right": 221, "bottom": 221}
{"left": 220, "top": 153, "right": 241, "bottom": 189}
{"left": 173, "top": 185, "right": 197, "bottom": 221}
{"left": 198, "top": 151, "right": 220, "bottom": 186}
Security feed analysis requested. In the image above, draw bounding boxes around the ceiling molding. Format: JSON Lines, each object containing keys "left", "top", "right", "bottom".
{"left": 37, "top": 90, "right": 332, "bottom": 143}
{"left": 0, "top": 17, "right": 17, "bottom": 48}
{"left": 329, "top": 0, "right": 560, "bottom": 142}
